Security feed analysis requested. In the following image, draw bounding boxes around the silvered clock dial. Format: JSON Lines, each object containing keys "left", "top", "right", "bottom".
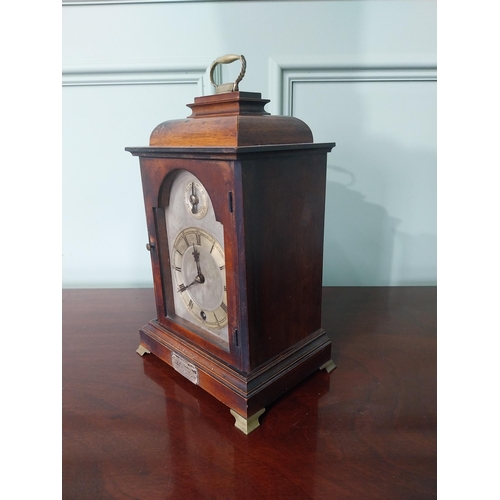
{"left": 171, "top": 227, "right": 228, "bottom": 330}
{"left": 165, "top": 170, "right": 228, "bottom": 344}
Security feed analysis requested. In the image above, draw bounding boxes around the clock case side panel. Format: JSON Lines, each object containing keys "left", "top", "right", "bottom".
{"left": 138, "top": 156, "right": 244, "bottom": 369}
{"left": 239, "top": 150, "right": 332, "bottom": 372}
{"left": 138, "top": 156, "right": 172, "bottom": 321}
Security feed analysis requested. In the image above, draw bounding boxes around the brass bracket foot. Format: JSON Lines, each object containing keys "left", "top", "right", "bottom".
{"left": 320, "top": 359, "right": 336, "bottom": 373}
{"left": 230, "top": 408, "right": 265, "bottom": 435}
{"left": 136, "top": 345, "right": 151, "bottom": 356}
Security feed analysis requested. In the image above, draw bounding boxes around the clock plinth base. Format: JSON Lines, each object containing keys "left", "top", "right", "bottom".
{"left": 230, "top": 408, "right": 265, "bottom": 435}
{"left": 320, "top": 359, "right": 336, "bottom": 373}
{"left": 136, "top": 344, "right": 151, "bottom": 357}
{"left": 137, "top": 320, "right": 332, "bottom": 426}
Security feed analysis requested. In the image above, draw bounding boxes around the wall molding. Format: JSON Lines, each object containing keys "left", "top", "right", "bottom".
{"left": 63, "top": 0, "right": 290, "bottom": 5}
{"left": 63, "top": 0, "right": 182, "bottom": 4}
{"left": 62, "top": 60, "right": 221, "bottom": 94}
{"left": 62, "top": 0, "right": 168, "bottom": 4}
{"left": 268, "top": 56, "right": 437, "bottom": 116}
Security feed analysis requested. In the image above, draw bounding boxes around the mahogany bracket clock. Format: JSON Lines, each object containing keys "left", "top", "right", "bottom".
{"left": 126, "top": 54, "right": 336, "bottom": 434}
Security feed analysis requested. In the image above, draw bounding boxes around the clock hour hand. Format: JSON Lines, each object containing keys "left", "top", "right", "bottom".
{"left": 177, "top": 273, "right": 206, "bottom": 294}
{"left": 177, "top": 278, "right": 196, "bottom": 293}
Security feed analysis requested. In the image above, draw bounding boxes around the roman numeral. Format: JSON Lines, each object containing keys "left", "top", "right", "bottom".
{"left": 178, "top": 283, "right": 187, "bottom": 293}
{"left": 188, "top": 299, "right": 193, "bottom": 310}
{"left": 196, "top": 232, "right": 201, "bottom": 245}
{"left": 219, "top": 265, "right": 225, "bottom": 271}
{"left": 174, "top": 266, "right": 181, "bottom": 272}
{"left": 221, "top": 302, "right": 227, "bottom": 314}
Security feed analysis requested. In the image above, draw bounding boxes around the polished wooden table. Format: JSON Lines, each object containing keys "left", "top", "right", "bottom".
{"left": 62, "top": 287, "right": 436, "bottom": 499}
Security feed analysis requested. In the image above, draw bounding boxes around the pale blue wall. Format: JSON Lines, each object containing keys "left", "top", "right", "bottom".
{"left": 62, "top": 0, "right": 436, "bottom": 287}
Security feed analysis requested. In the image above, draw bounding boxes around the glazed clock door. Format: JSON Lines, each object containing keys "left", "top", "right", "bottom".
{"left": 164, "top": 169, "right": 229, "bottom": 350}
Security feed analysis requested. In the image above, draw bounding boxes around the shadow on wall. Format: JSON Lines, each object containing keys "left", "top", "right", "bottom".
{"left": 323, "top": 167, "right": 399, "bottom": 286}
{"left": 323, "top": 165, "right": 436, "bottom": 287}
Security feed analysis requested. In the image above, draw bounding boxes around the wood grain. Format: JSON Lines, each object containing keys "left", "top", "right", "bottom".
{"left": 148, "top": 91, "right": 313, "bottom": 147}
{"left": 62, "top": 287, "right": 436, "bottom": 499}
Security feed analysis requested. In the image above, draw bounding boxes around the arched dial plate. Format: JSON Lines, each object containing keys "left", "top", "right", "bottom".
{"left": 164, "top": 170, "right": 229, "bottom": 345}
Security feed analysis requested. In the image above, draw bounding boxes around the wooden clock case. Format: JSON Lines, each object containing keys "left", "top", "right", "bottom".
{"left": 126, "top": 91, "right": 335, "bottom": 433}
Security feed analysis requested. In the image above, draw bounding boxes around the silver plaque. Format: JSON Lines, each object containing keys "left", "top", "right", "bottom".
{"left": 171, "top": 352, "right": 199, "bottom": 385}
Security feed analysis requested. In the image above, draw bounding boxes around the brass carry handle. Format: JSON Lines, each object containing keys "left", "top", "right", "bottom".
{"left": 209, "top": 54, "right": 247, "bottom": 94}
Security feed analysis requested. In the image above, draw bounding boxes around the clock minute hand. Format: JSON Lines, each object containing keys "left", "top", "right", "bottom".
{"left": 192, "top": 245, "right": 205, "bottom": 283}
